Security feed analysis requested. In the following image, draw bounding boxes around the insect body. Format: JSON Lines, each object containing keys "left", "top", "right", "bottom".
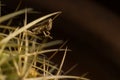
{"left": 31, "top": 18, "right": 53, "bottom": 39}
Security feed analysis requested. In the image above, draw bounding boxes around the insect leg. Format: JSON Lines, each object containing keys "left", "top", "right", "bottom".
{"left": 43, "top": 31, "right": 52, "bottom": 39}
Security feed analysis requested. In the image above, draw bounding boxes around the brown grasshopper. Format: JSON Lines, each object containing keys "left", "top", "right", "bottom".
{"left": 28, "top": 12, "right": 61, "bottom": 39}
{"left": 31, "top": 18, "right": 53, "bottom": 39}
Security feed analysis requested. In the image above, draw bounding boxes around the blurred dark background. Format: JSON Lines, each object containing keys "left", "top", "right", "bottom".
{"left": 1, "top": 0, "right": 120, "bottom": 80}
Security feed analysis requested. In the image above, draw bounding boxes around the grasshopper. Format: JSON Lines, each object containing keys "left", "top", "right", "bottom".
{"left": 28, "top": 12, "right": 61, "bottom": 39}
{"left": 31, "top": 18, "right": 53, "bottom": 39}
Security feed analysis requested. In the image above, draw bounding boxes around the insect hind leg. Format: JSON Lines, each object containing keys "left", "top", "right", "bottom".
{"left": 43, "top": 31, "right": 53, "bottom": 39}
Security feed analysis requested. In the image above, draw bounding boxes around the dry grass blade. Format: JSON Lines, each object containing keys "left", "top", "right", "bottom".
{"left": 20, "top": 49, "right": 71, "bottom": 57}
{"left": 56, "top": 47, "right": 68, "bottom": 76}
{"left": 25, "top": 75, "right": 90, "bottom": 80}
{"left": 64, "top": 64, "right": 78, "bottom": 75}
{"left": 7, "top": 0, "right": 23, "bottom": 25}
{"left": 0, "top": 8, "right": 33, "bottom": 23}
{"left": 48, "top": 40, "right": 68, "bottom": 60}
